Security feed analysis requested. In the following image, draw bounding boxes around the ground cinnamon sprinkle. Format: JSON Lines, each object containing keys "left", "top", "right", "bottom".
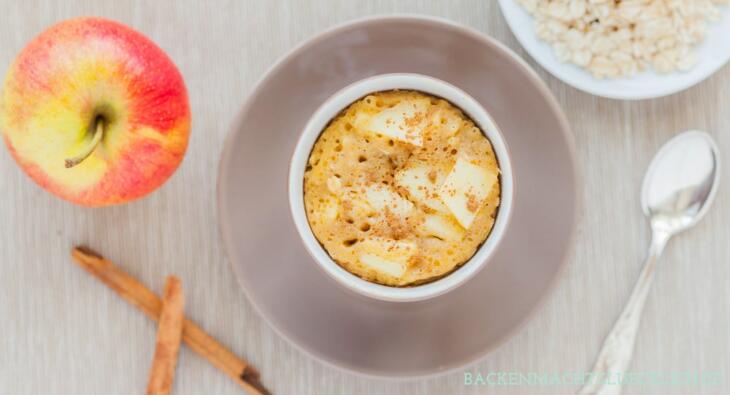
{"left": 466, "top": 192, "right": 480, "bottom": 213}
{"left": 365, "top": 169, "right": 378, "bottom": 183}
{"left": 383, "top": 207, "right": 410, "bottom": 240}
{"left": 404, "top": 111, "right": 424, "bottom": 127}
{"left": 427, "top": 170, "right": 437, "bottom": 183}
{"left": 407, "top": 254, "right": 423, "bottom": 269}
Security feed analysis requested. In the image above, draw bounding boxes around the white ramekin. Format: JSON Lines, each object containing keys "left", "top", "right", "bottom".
{"left": 288, "top": 73, "right": 514, "bottom": 302}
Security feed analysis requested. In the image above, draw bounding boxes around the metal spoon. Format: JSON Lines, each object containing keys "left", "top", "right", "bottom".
{"left": 579, "top": 130, "right": 720, "bottom": 395}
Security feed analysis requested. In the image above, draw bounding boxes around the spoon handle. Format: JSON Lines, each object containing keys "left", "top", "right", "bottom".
{"left": 578, "top": 230, "right": 670, "bottom": 395}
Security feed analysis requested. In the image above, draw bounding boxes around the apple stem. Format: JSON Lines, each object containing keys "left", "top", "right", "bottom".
{"left": 65, "top": 119, "right": 105, "bottom": 168}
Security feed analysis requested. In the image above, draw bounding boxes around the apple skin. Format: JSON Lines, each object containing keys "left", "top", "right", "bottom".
{"left": 0, "top": 17, "right": 190, "bottom": 206}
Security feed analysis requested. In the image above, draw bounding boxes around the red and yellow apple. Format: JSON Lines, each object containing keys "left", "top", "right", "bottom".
{"left": 0, "top": 17, "right": 190, "bottom": 206}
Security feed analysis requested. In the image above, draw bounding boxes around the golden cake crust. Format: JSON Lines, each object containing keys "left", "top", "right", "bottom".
{"left": 303, "top": 90, "right": 501, "bottom": 286}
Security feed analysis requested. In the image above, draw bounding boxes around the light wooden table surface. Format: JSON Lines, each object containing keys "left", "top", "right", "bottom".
{"left": 1, "top": 1, "right": 728, "bottom": 394}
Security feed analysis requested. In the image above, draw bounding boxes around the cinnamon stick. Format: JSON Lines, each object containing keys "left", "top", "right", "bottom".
{"left": 71, "top": 247, "right": 269, "bottom": 395}
{"left": 147, "top": 276, "right": 184, "bottom": 395}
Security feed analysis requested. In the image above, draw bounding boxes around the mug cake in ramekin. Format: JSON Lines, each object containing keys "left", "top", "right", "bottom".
{"left": 289, "top": 74, "right": 513, "bottom": 302}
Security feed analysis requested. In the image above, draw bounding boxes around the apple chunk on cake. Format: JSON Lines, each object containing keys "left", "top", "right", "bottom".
{"left": 439, "top": 157, "right": 498, "bottom": 229}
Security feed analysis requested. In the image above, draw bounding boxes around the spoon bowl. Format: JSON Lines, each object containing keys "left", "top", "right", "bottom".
{"left": 641, "top": 130, "right": 721, "bottom": 235}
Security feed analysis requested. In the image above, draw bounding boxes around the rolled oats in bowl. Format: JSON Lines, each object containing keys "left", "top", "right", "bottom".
{"left": 517, "top": 0, "right": 729, "bottom": 78}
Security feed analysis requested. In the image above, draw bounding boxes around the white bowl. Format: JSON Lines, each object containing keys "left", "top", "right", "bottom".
{"left": 499, "top": 0, "right": 730, "bottom": 100}
{"left": 288, "top": 73, "right": 514, "bottom": 302}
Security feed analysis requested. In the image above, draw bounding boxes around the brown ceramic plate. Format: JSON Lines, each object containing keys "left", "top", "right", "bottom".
{"left": 218, "top": 15, "right": 579, "bottom": 378}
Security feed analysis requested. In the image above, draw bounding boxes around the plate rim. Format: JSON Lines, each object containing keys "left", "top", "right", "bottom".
{"left": 498, "top": 0, "right": 730, "bottom": 100}
{"left": 217, "top": 13, "right": 582, "bottom": 379}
